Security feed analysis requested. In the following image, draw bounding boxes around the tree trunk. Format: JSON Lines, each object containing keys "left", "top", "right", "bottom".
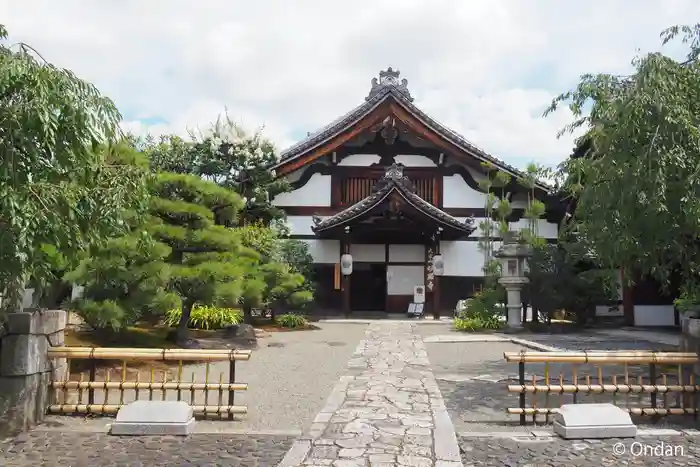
{"left": 176, "top": 300, "right": 194, "bottom": 342}
{"left": 243, "top": 306, "right": 254, "bottom": 325}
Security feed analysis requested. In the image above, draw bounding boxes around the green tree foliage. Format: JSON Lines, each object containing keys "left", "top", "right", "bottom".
{"left": 142, "top": 114, "right": 290, "bottom": 227}
{"left": 0, "top": 26, "right": 146, "bottom": 314}
{"left": 148, "top": 172, "right": 250, "bottom": 342}
{"left": 229, "top": 224, "right": 314, "bottom": 322}
{"left": 546, "top": 23, "right": 700, "bottom": 303}
{"left": 527, "top": 239, "right": 618, "bottom": 324}
{"left": 66, "top": 234, "right": 177, "bottom": 330}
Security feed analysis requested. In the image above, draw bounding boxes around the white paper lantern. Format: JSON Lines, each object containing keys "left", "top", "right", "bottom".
{"left": 340, "top": 254, "right": 353, "bottom": 275}
{"left": 432, "top": 255, "right": 444, "bottom": 276}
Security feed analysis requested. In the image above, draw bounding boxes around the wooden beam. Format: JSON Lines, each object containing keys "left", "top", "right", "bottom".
{"left": 276, "top": 102, "right": 391, "bottom": 176}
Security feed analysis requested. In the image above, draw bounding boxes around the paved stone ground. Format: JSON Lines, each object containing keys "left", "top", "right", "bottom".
{"left": 0, "top": 431, "right": 295, "bottom": 466}
{"left": 279, "top": 321, "right": 463, "bottom": 466}
{"left": 458, "top": 434, "right": 700, "bottom": 466}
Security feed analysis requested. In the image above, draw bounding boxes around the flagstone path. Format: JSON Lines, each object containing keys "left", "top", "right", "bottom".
{"left": 279, "top": 322, "right": 463, "bottom": 467}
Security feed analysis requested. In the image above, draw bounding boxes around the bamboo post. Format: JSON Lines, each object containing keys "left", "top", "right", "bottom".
{"left": 177, "top": 360, "right": 183, "bottom": 402}
{"left": 531, "top": 375, "right": 537, "bottom": 425}
{"left": 204, "top": 362, "right": 211, "bottom": 409}
{"left": 190, "top": 373, "right": 196, "bottom": 405}
{"left": 119, "top": 360, "right": 127, "bottom": 405}
{"left": 88, "top": 351, "right": 96, "bottom": 405}
{"left": 78, "top": 373, "right": 85, "bottom": 405}
{"left": 649, "top": 363, "right": 658, "bottom": 420}
{"left": 544, "top": 363, "right": 550, "bottom": 424}
{"left": 229, "top": 358, "right": 237, "bottom": 421}
{"left": 149, "top": 368, "right": 155, "bottom": 401}
{"left": 104, "top": 370, "right": 111, "bottom": 407}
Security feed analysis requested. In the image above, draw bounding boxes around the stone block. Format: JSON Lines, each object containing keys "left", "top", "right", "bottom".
{"left": 7, "top": 310, "right": 66, "bottom": 336}
{"left": 553, "top": 403, "right": 636, "bottom": 439}
{"left": 0, "top": 373, "right": 49, "bottom": 438}
{"left": 47, "top": 330, "right": 65, "bottom": 347}
{"left": 110, "top": 401, "right": 195, "bottom": 436}
{"left": 1, "top": 334, "right": 49, "bottom": 376}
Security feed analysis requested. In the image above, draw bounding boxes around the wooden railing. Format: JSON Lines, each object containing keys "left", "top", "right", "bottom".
{"left": 47, "top": 347, "right": 251, "bottom": 419}
{"left": 504, "top": 350, "right": 700, "bottom": 425}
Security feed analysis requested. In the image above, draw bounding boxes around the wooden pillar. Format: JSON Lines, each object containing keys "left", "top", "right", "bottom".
{"left": 341, "top": 240, "right": 351, "bottom": 316}
{"left": 433, "top": 240, "right": 441, "bottom": 320}
{"left": 426, "top": 233, "right": 441, "bottom": 320}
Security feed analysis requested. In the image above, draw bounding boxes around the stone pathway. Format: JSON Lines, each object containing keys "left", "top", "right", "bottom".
{"left": 279, "top": 322, "right": 462, "bottom": 467}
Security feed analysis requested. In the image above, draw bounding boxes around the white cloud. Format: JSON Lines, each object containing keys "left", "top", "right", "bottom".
{"left": 2, "top": 0, "right": 699, "bottom": 167}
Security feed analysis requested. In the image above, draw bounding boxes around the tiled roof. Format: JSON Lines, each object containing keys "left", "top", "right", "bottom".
{"left": 312, "top": 163, "right": 476, "bottom": 235}
{"left": 275, "top": 69, "right": 551, "bottom": 192}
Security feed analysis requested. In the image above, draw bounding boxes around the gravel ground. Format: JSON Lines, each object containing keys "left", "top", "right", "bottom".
{"left": 513, "top": 333, "right": 679, "bottom": 352}
{"left": 459, "top": 434, "right": 700, "bottom": 466}
{"left": 54, "top": 322, "right": 368, "bottom": 433}
{"left": 425, "top": 336, "right": 698, "bottom": 433}
{"left": 222, "top": 322, "right": 367, "bottom": 431}
{"left": 426, "top": 339, "right": 530, "bottom": 433}
{"left": 0, "top": 431, "right": 295, "bottom": 467}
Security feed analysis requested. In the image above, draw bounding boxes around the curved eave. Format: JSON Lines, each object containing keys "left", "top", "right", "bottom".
{"left": 271, "top": 88, "right": 393, "bottom": 170}
{"left": 273, "top": 89, "right": 551, "bottom": 192}
{"left": 311, "top": 182, "right": 475, "bottom": 237}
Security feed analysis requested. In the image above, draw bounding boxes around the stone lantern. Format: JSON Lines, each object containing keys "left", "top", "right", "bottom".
{"left": 494, "top": 231, "right": 532, "bottom": 329}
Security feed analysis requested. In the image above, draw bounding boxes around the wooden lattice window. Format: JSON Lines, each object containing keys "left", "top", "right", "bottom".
{"left": 340, "top": 176, "right": 437, "bottom": 206}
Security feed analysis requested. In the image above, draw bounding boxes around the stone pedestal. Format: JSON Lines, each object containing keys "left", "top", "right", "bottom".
{"left": 499, "top": 279, "right": 529, "bottom": 330}
{"left": 0, "top": 309, "right": 67, "bottom": 437}
{"left": 111, "top": 401, "right": 195, "bottom": 435}
{"left": 553, "top": 403, "right": 637, "bottom": 439}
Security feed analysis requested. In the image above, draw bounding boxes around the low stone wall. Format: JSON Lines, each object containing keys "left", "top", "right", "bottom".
{"left": 0, "top": 309, "right": 67, "bottom": 438}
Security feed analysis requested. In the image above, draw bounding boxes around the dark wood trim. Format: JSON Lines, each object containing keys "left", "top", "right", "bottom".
{"left": 341, "top": 240, "right": 350, "bottom": 315}
{"left": 281, "top": 205, "right": 527, "bottom": 218}
{"left": 290, "top": 163, "right": 333, "bottom": 190}
{"left": 288, "top": 233, "right": 558, "bottom": 243}
{"left": 276, "top": 102, "right": 391, "bottom": 176}
{"left": 433, "top": 239, "right": 441, "bottom": 320}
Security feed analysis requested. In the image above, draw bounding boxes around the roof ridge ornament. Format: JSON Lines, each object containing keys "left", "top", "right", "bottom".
{"left": 366, "top": 67, "right": 414, "bottom": 102}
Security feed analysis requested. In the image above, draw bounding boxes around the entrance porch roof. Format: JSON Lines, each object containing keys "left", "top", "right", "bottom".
{"left": 311, "top": 163, "right": 476, "bottom": 240}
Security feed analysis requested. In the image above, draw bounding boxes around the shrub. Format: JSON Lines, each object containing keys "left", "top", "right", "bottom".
{"left": 276, "top": 313, "right": 308, "bottom": 329}
{"left": 454, "top": 315, "right": 503, "bottom": 332}
{"left": 164, "top": 305, "right": 242, "bottom": 330}
{"left": 458, "top": 287, "right": 504, "bottom": 320}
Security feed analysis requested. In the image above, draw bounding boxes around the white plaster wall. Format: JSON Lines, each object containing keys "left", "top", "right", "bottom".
{"left": 394, "top": 155, "right": 437, "bottom": 167}
{"left": 286, "top": 216, "right": 321, "bottom": 235}
{"left": 272, "top": 173, "right": 331, "bottom": 206}
{"left": 387, "top": 265, "right": 424, "bottom": 295}
{"left": 350, "top": 244, "right": 386, "bottom": 262}
{"left": 442, "top": 174, "right": 488, "bottom": 209}
{"left": 634, "top": 305, "right": 676, "bottom": 326}
{"left": 509, "top": 219, "right": 558, "bottom": 239}
{"left": 338, "top": 154, "right": 380, "bottom": 166}
{"left": 388, "top": 244, "right": 424, "bottom": 263}
{"left": 439, "top": 241, "right": 485, "bottom": 276}
{"left": 302, "top": 239, "right": 340, "bottom": 264}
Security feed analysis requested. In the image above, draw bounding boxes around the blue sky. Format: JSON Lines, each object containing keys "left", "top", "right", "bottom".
{"left": 3, "top": 0, "right": 699, "bottom": 169}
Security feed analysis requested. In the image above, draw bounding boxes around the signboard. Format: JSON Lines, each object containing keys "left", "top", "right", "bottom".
{"left": 407, "top": 302, "right": 424, "bottom": 317}
{"left": 413, "top": 285, "right": 425, "bottom": 304}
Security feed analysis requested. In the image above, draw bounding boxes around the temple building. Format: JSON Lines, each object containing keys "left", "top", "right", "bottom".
{"left": 270, "top": 68, "right": 562, "bottom": 316}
